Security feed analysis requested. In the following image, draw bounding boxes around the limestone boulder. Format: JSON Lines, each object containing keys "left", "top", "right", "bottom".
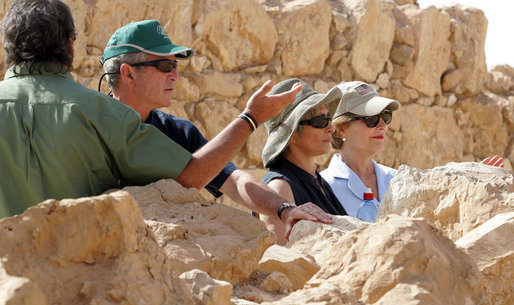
{"left": 88, "top": 0, "right": 193, "bottom": 56}
{"left": 273, "top": 0, "right": 332, "bottom": 76}
{"left": 396, "top": 104, "right": 464, "bottom": 169}
{"left": 0, "top": 191, "right": 194, "bottom": 305}
{"left": 188, "top": 54, "right": 212, "bottom": 73}
{"left": 456, "top": 212, "right": 514, "bottom": 305}
{"left": 379, "top": 162, "right": 514, "bottom": 241}
{"left": 389, "top": 7, "right": 416, "bottom": 80}
{"left": 0, "top": 266, "right": 47, "bottom": 305}
{"left": 443, "top": 5, "right": 488, "bottom": 96}
{"left": 380, "top": 79, "right": 419, "bottom": 103}
{"left": 190, "top": 71, "right": 243, "bottom": 98}
{"left": 179, "top": 269, "right": 233, "bottom": 305}
{"left": 246, "top": 125, "right": 268, "bottom": 163}
{"left": 262, "top": 282, "right": 358, "bottom": 305}
{"left": 159, "top": 100, "right": 190, "bottom": 123}
{"left": 277, "top": 215, "right": 489, "bottom": 304}
{"left": 393, "top": 0, "right": 415, "bottom": 4}
{"left": 174, "top": 76, "right": 201, "bottom": 103}
{"left": 258, "top": 245, "right": 319, "bottom": 291}
{"left": 194, "top": 97, "right": 241, "bottom": 139}
{"left": 194, "top": 0, "right": 277, "bottom": 71}
{"left": 489, "top": 92, "right": 514, "bottom": 128}
{"left": 65, "top": 0, "right": 89, "bottom": 70}
{"left": 124, "top": 179, "right": 275, "bottom": 284}
{"left": 491, "top": 64, "right": 514, "bottom": 79}
{"left": 485, "top": 70, "right": 514, "bottom": 94}
{"left": 456, "top": 95, "right": 510, "bottom": 158}
{"left": 232, "top": 283, "right": 280, "bottom": 304}
{"left": 259, "top": 271, "right": 293, "bottom": 294}
{"left": 348, "top": 0, "right": 396, "bottom": 82}
{"left": 86, "top": 1, "right": 144, "bottom": 50}
{"left": 287, "top": 216, "right": 365, "bottom": 263}
{"left": 402, "top": 6, "right": 451, "bottom": 96}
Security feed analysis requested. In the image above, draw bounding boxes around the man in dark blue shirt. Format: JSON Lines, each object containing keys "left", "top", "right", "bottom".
{"left": 145, "top": 109, "right": 237, "bottom": 198}
{"left": 100, "top": 20, "right": 333, "bottom": 241}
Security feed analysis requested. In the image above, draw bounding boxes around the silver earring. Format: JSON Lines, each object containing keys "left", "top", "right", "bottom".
{"left": 342, "top": 137, "right": 346, "bottom": 142}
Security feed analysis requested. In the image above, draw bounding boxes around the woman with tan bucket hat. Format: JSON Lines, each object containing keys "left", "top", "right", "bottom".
{"left": 261, "top": 78, "right": 348, "bottom": 245}
{"left": 320, "top": 81, "right": 504, "bottom": 219}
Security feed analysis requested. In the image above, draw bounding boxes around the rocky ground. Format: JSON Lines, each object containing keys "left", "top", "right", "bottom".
{"left": 0, "top": 162, "right": 512, "bottom": 304}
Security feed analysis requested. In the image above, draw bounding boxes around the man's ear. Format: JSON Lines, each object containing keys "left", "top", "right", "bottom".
{"left": 119, "top": 63, "right": 134, "bottom": 82}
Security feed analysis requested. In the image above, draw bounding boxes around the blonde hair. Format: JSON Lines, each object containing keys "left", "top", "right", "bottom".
{"left": 331, "top": 113, "right": 354, "bottom": 150}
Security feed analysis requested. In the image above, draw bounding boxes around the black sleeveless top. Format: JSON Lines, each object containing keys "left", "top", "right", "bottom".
{"left": 262, "top": 156, "right": 347, "bottom": 216}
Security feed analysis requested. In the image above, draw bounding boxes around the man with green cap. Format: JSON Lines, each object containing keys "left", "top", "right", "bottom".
{"left": 0, "top": 0, "right": 309, "bottom": 229}
{"left": 100, "top": 19, "right": 334, "bottom": 241}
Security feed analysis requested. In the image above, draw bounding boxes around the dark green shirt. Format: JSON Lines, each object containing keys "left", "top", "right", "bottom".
{"left": 0, "top": 63, "right": 192, "bottom": 217}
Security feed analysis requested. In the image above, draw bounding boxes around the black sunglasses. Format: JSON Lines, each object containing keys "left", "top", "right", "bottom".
{"left": 97, "top": 59, "right": 178, "bottom": 93}
{"left": 130, "top": 59, "right": 178, "bottom": 72}
{"left": 299, "top": 114, "right": 332, "bottom": 129}
{"left": 348, "top": 110, "right": 392, "bottom": 128}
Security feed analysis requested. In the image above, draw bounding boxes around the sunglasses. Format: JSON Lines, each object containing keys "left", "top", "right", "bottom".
{"left": 130, "top": 59, "right": 178, "bottom": 72}
{"left": 97, "top": 59, "right": 178, "bottom": 93}
{"left": 347, "top": 110, "right": 392, "bottom": 128}
{"left": 299, "top": 114, "right": 332, "bottom": 129}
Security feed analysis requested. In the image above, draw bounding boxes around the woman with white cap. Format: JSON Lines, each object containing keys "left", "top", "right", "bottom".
{"left": 320, "top": 81, "right": 504, "bottom": 218}
{"left": 319, "top": 81, "right": 399, "bottom": 218}
{"left": 261, "top": 78, "right": 348, "bottom": 245}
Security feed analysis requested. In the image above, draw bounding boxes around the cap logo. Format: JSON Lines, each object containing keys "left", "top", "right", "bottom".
{"left": 355, "top": 84, "right": 374, "bottom": 96}
{"left": 156, "top": 25, "right": 168, "bottom": 39}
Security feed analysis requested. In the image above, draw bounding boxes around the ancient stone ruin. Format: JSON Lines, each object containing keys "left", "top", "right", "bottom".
{"left": 1, "top": 162, "right": 512, "bottom": 304}
{"left": 0, "top": 0, "right": 513, "bottom": 304}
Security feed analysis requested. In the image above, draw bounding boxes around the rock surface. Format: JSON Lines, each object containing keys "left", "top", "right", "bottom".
{"left": 266, "top": 215, "right": 490, "bottom": 304}
{"left": 0, "top": 164, "right": 512, "bottom": 304}
{"left": 456, "top": 212, "right": 514, "bottom": 305}
{"left": 0, "top": 191, "right": 195, "bottom": 305}
{"left": 379, "top": 162, "right": 514, "bottom": 241}
{"left": 123, "top": 179, "right": 275, "bottom": 284}
{"left": 179, "top": 269, "right": 233, "bottom": 305}
{"left": 258, "top": 245, "right": 319, "bottom": 291}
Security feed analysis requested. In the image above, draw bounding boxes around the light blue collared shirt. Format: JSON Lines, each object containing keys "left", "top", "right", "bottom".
{"left": 320, "top": 154, "right": 396, "bottom": 218}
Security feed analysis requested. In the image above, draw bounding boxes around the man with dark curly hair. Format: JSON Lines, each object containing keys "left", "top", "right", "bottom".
{"left": 0, "top": 0, "right": 324, "bottom": 233}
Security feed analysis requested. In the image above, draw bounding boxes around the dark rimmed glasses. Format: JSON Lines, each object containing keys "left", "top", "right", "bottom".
{"left": 348, "top": 110, "right": 392, "bottom": 128}
{"left": 97, "top": 59, "right": 178, "bottom": 93}
{"left": 299, "top": 114, "right": 332, "bottom": 129}
{"left": 130, "top": 59, "right": 178, "bottom": 72}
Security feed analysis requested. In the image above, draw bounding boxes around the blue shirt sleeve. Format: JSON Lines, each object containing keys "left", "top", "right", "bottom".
{"left": 145, "top": 109, "right": 237, "bottom": 197}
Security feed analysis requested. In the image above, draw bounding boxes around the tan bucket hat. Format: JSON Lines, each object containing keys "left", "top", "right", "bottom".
{"left": 262, "top": 78, "right": 344, "bottom": 168}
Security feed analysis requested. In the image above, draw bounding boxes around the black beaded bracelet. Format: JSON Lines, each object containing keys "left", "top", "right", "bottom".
{"left": 238, "top": 112, "right": 258, "bottom": 132}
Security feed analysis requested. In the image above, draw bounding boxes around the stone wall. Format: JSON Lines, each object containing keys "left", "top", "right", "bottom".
{"left": 0, "top": 0, "right": 512, "bottom": 183}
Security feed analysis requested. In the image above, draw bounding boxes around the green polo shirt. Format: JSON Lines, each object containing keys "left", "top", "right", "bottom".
{"left": 0, "top": 62, "right": 192, "bottom": 218}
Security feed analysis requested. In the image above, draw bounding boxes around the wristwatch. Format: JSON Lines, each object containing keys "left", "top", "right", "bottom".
{"left": 277, "top": 202, "right": 297, "bottom": 219}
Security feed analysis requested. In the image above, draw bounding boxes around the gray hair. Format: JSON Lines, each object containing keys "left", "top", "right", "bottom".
{"left": 102, "top": 51, "right": 148, "bottom": 90}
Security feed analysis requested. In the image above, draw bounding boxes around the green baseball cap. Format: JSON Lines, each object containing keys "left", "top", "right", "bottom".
{"left": 100, "top": 19, "right": 193, "bottom": 64}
